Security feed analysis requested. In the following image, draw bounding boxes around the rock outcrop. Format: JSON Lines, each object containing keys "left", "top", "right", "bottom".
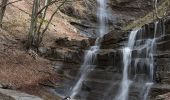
{"left": 59, "top": 0, "right": 158, "bottom": 38}
{"left": 0, "top": 89, "right": 43, "bottom": 100}
{"left": 54, "top": 16, "right": 170, "bottom": 100}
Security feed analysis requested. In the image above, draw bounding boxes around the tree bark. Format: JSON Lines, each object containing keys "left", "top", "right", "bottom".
{"left": 0, "top": 0, "right": 9, "bottom": 27}
{"left": 26, "top": 0, "right": 40, "bottom": 49}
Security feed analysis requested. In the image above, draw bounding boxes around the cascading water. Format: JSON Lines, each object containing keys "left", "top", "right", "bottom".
{"left": 115, "top": 21, "right": 160, "bottom": 100}
{"left": 140, "top": 21, "right": 158, "bottom": 100}
{"left": 68, "top": 0, "right": 109, "bottom": 99}
{"left": 97, "top": 0, "right": 108, "bottom": 38}
{"left": 53, "top": 0, "right": 169, "bottom": 99}
{"left": 69, "top": 46, "right": 99, "bottom": 99}
{"left": 115, "top": 29, "right": 139, "bottom": 100}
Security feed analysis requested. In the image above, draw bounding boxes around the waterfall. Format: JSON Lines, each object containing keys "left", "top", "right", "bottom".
{"left": 140, "top": 21, "right": 158, "bottom": 100}
{"left": 115, "top": 29, "right": 139, "bottom": 100}
{"left": 69, "top": 0, "right": 109, "bottom": 99}
{"left": 115, "top": 21, "right": 159, "bottom": 100}
{"left": 69, "top": 46, "right": 99, "bottom": 99}
{"left": 97, "top": 0, "right": 108, "bottom": 37}
{"left": 142, "top": 83, "right": 153, "bottom": 100}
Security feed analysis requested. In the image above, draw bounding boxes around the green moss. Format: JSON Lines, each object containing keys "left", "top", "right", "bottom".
{"left": 122, "top": 0, "right": 170, "bottom": 30}
{"left": 37, "top": 18, "right": 48, "bottom": 25}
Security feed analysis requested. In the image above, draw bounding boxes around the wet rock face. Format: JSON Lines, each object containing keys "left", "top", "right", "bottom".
{"left": 55, "top": 18, "right": 170, "bottom": 100}
{"left": 165, "top": 17, "right": 170, "bottom": 34}
{"left": 53, "top": 0, "right": 170, "bottom": 99}
{"left": 101, "top": 30, "right": 127, "bottom": 49}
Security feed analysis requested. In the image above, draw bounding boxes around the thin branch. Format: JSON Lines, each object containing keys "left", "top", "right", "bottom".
{"left": 11, "top": 4, "right": 31, "bottom": 15}
{"left": 154, "top": 0, "right": 162, "bottom": 19}
{"left": 0, "top": 0, "right": 23, "bottom": 7}
{"left": 37, "top": 0, "right": 72, "bottom": 16}
{"left": 41, "top": 0, "right": 68, "bottom": 36}
{"left": 38, "top": 0, "right": 68, "bottom": 44}
{"left": 36, "top": 0, "right": 60, "bottom": 16}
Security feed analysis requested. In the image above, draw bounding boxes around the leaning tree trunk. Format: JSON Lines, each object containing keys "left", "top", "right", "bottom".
{"left": 0, "top": 0, "right": 9, "bottom": 27}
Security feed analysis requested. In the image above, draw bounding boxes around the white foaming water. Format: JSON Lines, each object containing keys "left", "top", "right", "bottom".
{"left": 97, "top": 0, "right": 108, "bottom": 37}
{"left": 69, "top": 0, "right": 108, "bottom": 99}
{"left": 127, "top": 29, "right": 139, "bottom": 48}
{"left": 115, "top": 29, "right": 139, "bottom": 100}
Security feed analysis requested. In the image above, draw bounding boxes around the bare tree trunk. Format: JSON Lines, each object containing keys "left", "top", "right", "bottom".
{"left": 36, "top": 0, "right": 49, "bottom": 45}
{"left": 41, "top": 0, "right": 48, "bottom": 19}
{"left": 0, "top": 0, "right": 9, "bottom": 27}
{"left": 26, "top": 0, "right": 40, "bottom": 49}
{"left": 25, "top": 0, "right": 69, "bottom": 49}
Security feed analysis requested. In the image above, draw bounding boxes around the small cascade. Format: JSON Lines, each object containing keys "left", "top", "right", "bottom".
{"left": 68, "top": 0, "right": 109, "bottom": 99}
{"left": 115, "top": 20, "right": 165, "bottom": 100}
{"left": 69, "top": 46, "right": 99, "bottom": 99}
{"left": 115, "top": 29, "right": 139, "bottom": 100}
{"left": 139, "top": 22, "right": 158, "bottom": 100}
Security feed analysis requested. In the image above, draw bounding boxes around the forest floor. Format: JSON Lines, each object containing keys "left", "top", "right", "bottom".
{"left": 0, "top": 28, "right": 61, "bottom": 99}
{"left": 0, "top": 0, "right": 87, "bottom": 99}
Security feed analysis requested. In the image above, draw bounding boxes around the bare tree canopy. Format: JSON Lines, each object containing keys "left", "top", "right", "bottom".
{"left": 25, "top": 0, "right": 70, "bottom": 49}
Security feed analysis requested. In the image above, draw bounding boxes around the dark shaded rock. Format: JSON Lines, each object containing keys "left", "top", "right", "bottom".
{"left": 82, "top": 83, "right": 92, "bottom": 92}
{"left": 165, "top": 16, "right": 170, "bottom": 34}
{"left": 155, "top": 92, "right": 170, "bottom": 100}
{"left": 55, "top": 37, "right": 90, "bottom": 49}
{"left": 101, "top": 30, "right": 125, "bottom": 49}
{"left": 38, "top": 47, "right": 84, "bottom": 64}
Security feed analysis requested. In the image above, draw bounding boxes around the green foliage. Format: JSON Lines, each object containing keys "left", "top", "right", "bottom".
{"left": 37, "top": 18, "right": 48, "bottom": 25}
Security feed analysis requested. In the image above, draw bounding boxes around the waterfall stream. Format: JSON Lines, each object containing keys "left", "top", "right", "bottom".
{"left": 115, "top": 21, "right": 160, "bottom": 100}
{"left": 140, "top": 21, "right": 158, "bottom": 100}
{"left": 58, "top": 1, "right": 168, "bottom": 100}
{"left": 115, "top": 29, "right": 139, "bottom": 100}
{"left": 69, "top": 0, "right": 109, "bottom": 99}
{"left": 59, "top": 12, "right": 166, "bottom": 100}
